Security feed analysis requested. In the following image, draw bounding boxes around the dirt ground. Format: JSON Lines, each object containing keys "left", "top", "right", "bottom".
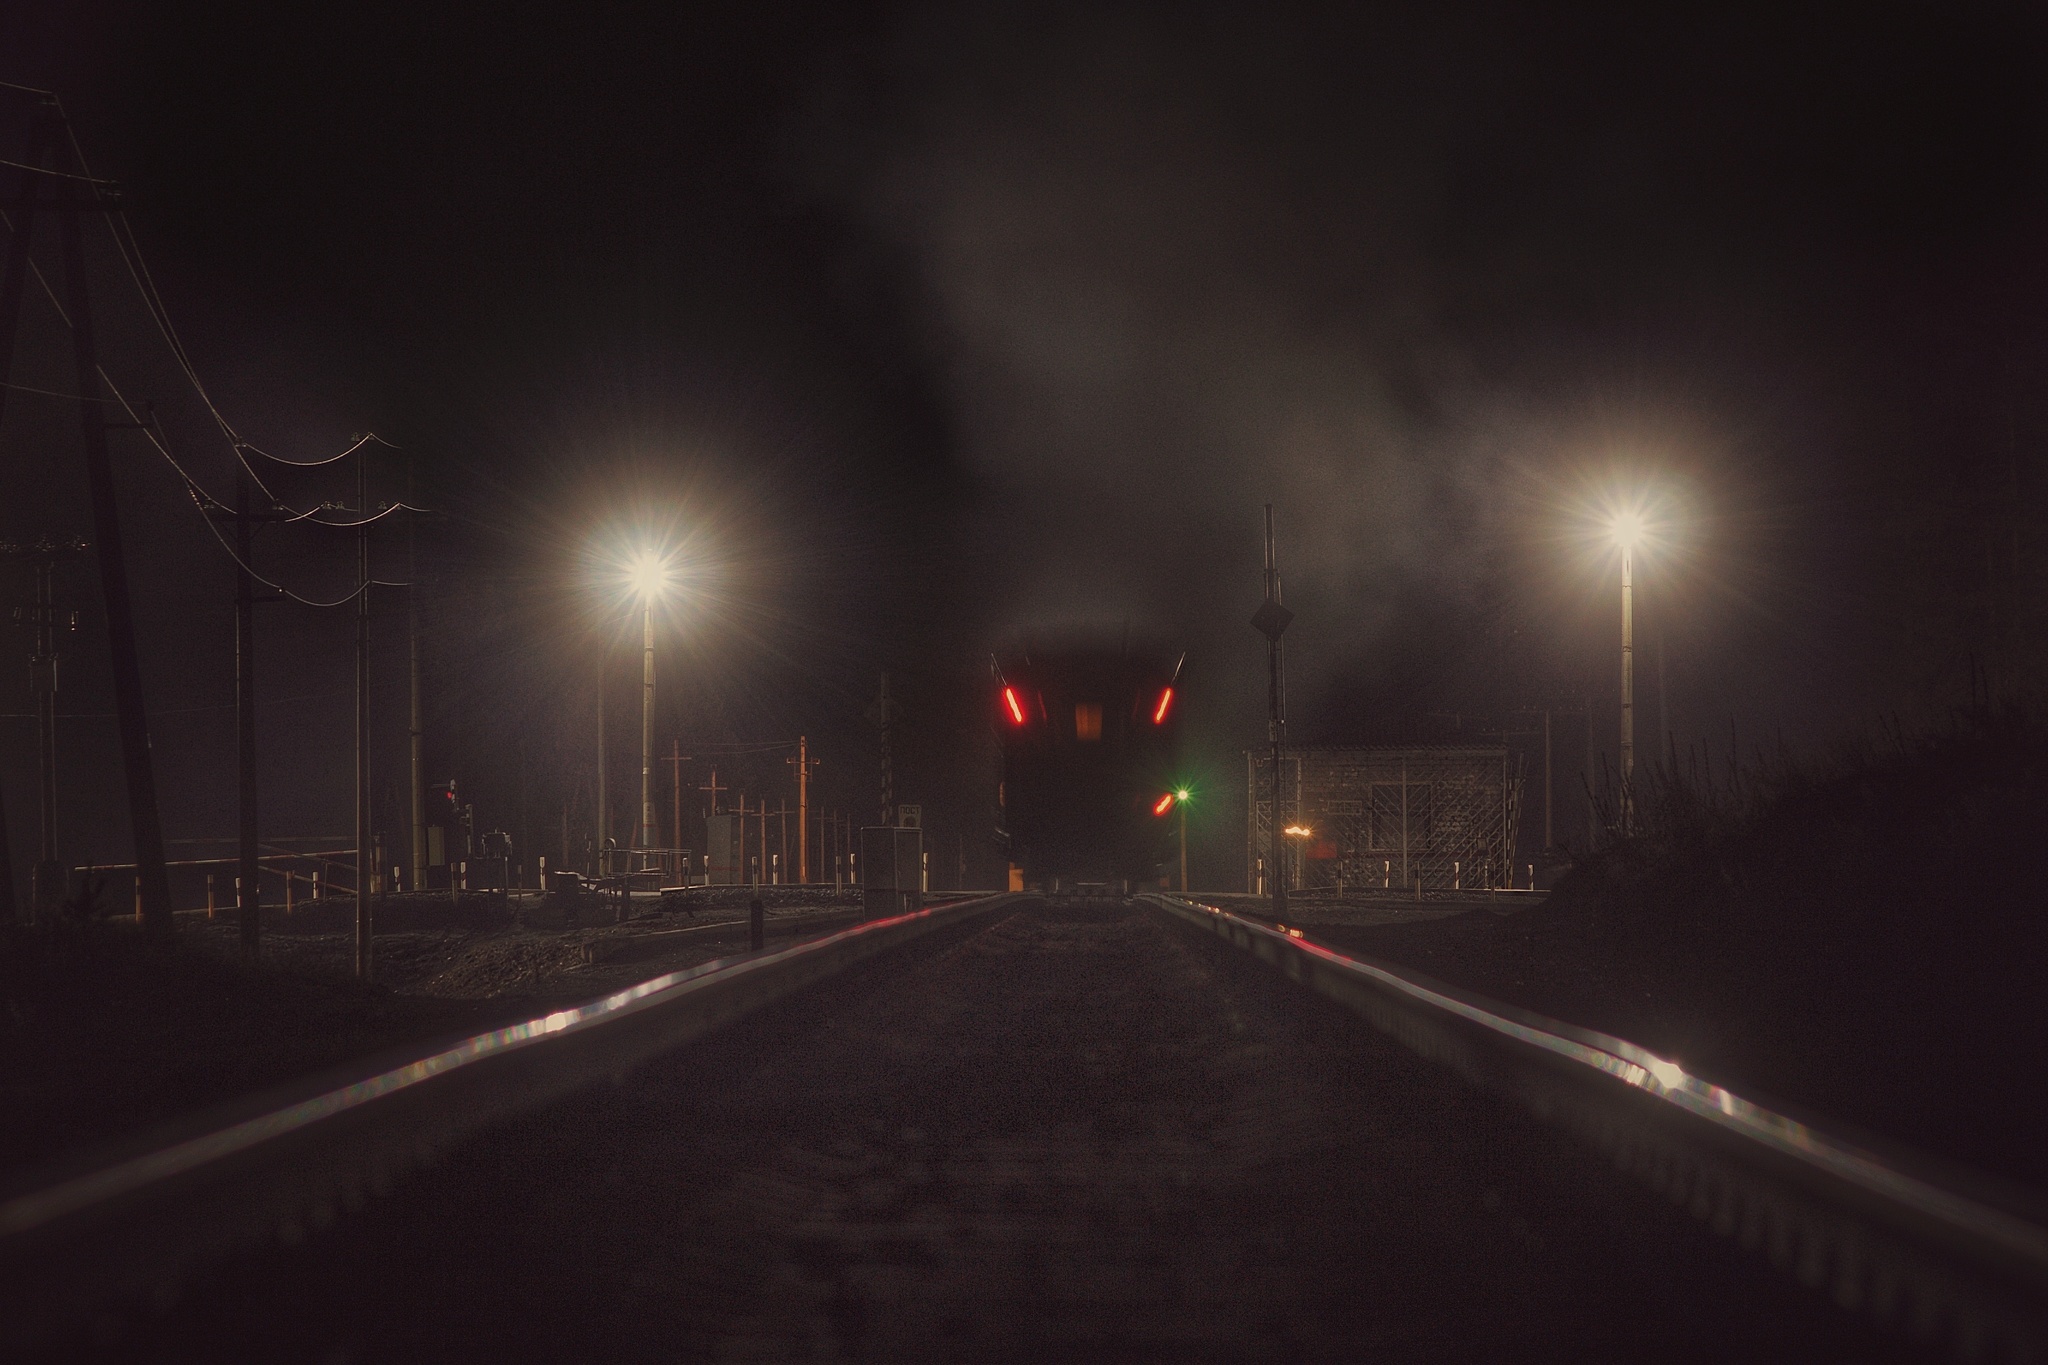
{"left": 0, "top": 888, "right": 884, "bottom": 1181}
{"left": 1206, "top": 888, "right": 2048, "bottom": 1197}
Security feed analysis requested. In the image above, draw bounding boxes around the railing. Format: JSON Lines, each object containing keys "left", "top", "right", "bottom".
{"left": 1146, "top": 893, "right": 2048, "bottom": 1361}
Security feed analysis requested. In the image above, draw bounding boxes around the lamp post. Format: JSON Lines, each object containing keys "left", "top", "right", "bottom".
{"left": 628, "top": 550, "right": 669, "bottom": 855}
{"left": 1175, "top": 787, "right": 1191, "bottom": 893}
{"left": 1613, "top": 512, "right": 1641, "bottom": 834}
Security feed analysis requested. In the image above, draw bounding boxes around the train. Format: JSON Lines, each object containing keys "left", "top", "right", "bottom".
{"left": 993, "top": 640, "right": 1185, "bottom": 891}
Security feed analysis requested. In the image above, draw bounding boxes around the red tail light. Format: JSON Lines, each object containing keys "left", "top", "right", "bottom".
{"left": 1153, "top": 687, "right": 1174, "bottom": 724}
{"left": 1003, "top": 686, "right": 1026, "bottom": 725}
{"left": 1153, "top": 792, "right": 1175, "bottom": 816}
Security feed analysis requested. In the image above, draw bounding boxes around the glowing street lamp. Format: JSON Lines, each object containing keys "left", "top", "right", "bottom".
{"left": 625, "top": 548, "right": 674, "bottom": 855}
{"left": 1611, "top": 511, "right": 1642, "bottom": 833}
{"left": 1175, "top": 787, "right": 1192, "bottom": 893}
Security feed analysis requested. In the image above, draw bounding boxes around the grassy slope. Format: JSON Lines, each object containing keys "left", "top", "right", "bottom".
{"left": 1314, "top": 708, "right": 2048, "bottom": 1191}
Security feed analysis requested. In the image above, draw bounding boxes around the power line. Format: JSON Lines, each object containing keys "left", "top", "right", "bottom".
{"left": 0, "top": 155, "right": 113, "bottom": 184}
{"left": 1, "top": 104, "right": 420, "bottom": 607}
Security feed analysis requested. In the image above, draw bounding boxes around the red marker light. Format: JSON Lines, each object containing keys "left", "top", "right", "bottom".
{"left": 1003, "top": 686, "right": 1026, "bottom": 725}
{"left": 1153, "top": 792, "right": 1175, "bottom": 816}
{"left": 1153, "top": 687, "right": 1174, "bottom": 724}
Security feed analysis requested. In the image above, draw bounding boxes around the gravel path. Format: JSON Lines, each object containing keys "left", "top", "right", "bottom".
{"left": 88, "top": 899, "right": 1906, "bottom": 1363}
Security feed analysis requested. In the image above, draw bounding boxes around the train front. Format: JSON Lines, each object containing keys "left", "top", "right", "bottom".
{"left": 993, "top": 647, "right": 1184, "bottom": 890}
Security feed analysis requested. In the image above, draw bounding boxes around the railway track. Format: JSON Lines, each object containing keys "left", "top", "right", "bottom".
{"left": 3, "top": 893, "right": 2036, "bottom": 1360}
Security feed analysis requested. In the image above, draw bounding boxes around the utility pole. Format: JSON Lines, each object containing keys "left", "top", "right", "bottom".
{"left": 46, "top": 123, "right": 174, "bottom": 939}
{"left": 595, "top": 663, "right": 607, "bottom": 875}
{"left": 1178, "top": 795, "right": 1189, "bottom": 894}
{"left": 788, "top": 736, "right": 815, "bottom": 882}
{"left": 1543, "top": 708, "right": 1553, "bottom": 851}
{"left": 408, "top": 472, "right": 425, "bottom": 897}
{"left": 235, "top": 468, "right": 261, "bottom": 954}
{"left": 4, "top": 538, "right": 83, "bottom": 921}
{"left": 876, "top": 674, "right": 893, "bottom": 827}
{"left": 669, "top": 739, "right": 684, "bottom": 852}
{"left": 1619, "top": 537, "right": 1635, "bottom": 834}
{"left": 30, "top": 553, "right": 64, "bottom": 919}
{"left": 355, "top": 452, "right": 373, "bottom": 979}
{"left": 638, "top": 592, "right": 656, "bottom": 852}
{"left": 774, "top": 799, "right": 789, "bottom": 885}
{"left": 1251, "top": 504, "right": 1293, "bottom": 923}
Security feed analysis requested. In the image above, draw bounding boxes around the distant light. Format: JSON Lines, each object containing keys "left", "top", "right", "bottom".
{"left": 1612, "top": 511, "right": 1644, "bottom": 552}
{"left": 1153, "top": 687, "right": 1174, "bottom": 724}
{"left": 1175, "top": 787, "right": 1190, "bottom": 802}
{"left": 1283, "top": 824, "right": 1313, "bottom": 838}
{"left": 1153, "top": 793, "right": 1175, "bottom": 816}
{"left": 1003, "top": 686, "right": 1026, "bottom": 726}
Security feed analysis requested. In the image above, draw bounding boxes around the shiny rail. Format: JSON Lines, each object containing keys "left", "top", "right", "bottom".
{"left": 1149, "top": 894, "right": 2048, "bottom": 1363}
{"left": 0, "top": 892, "right": 1018, "bottom": 1351}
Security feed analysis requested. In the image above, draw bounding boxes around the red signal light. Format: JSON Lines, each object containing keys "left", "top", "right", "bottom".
{"left": 1153, "top": 687, "right": 1174, "bottom": 724}
{"left": 1003, "top": 686, "right": 1026, "bottom": 725}
{"left": 1153, "top": 792, "right": 1175, "bottom": 816}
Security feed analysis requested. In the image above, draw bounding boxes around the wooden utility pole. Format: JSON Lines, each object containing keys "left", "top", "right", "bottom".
{"left": 668, "top": 740, "right": 684, "bottom": 851}
{"left": 876, "top": 674, "right": 892, "bottom": 826}
{"left": 0, "top": 110, "right": 174, "bottom": 935}
{"left": 768, "top": 800, "right": 783, "bottom": 884}
{"left": 1178, "top": 797, "right": 1188, "bottom": 894}
{"left": 354, "top": 452, "right": 373, "bottom": 979}
{"left": 52, "top": 127, "right": 175, "bottom": 938}
{"left": 595, "top": 673, "right": 607, "bottom": 873}
{"left": 408, "top": 474, "right": 425, "bottom": 897}
{"left": 699, "top": 767, "right": 724, "bottom": 816}
{"left": 1252, "top": 504, "right": 1293, "bottom": 924}
{"left": 3, "top": 538, "right": 83, "bottom": 921}
{"left": 235, "top": 468, "right": 261, "bottom": 954}
{"left": 787, "top": 736, "right": 816, "bottom": 882}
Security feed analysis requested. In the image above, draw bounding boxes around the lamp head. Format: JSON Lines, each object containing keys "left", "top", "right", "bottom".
{"left": 627, "top": 549, "right": 671, "bottom": 601}
{"left": 1612, "top": 511, "right": 1644, "bottom": 552}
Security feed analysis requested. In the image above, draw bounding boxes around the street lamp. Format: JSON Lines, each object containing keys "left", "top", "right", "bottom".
{"left": 1611, "top": 512, "right": 1642, "bottom": 833}
{"left": 624, "top": 548, "right": 674, "bottom": 856}
{"left": 1175, "top": 787, "right": 1192, "bottom": 893}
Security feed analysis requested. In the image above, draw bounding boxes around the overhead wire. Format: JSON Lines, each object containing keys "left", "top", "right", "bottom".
{"left": 0, "top": 155, "right": 113, "bottom": 184}
{"left": 0, "top": 99, "right": 420, "bottom": 606}
{"left": 0, "top": 218, "right": 410, "bottom": 606}
{"left": 59, "top": 110, "right": 393, "bottom": 498}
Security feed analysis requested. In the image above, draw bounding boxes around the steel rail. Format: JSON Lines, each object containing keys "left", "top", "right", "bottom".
{"left": 0, "top": 892, "right": 1018, "bottom": 1350}
{"left": 1147, "top": 894, "right": 2048, "bottom": 1363}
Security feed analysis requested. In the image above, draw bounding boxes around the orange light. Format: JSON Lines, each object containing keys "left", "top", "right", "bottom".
{"left": 1153, "top": 792, "right": 1175, "bottom": 816}
{"left": 1153, "top": 687, "right": 1173, "bottom": 724}
{"left": 1003, "top": 687, "right": 1025, "bottom": 725}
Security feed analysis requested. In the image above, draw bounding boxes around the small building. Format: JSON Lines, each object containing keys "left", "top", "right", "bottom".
{"left": 704, "top": 813, "right": 744, "bottom": 885}
{"left": 1245, "top": 745, "right": 1524, "bottom": 893}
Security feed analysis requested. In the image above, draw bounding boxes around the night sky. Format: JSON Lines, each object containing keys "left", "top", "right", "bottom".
{"left": 5, "top": 2, "right": 2046, "bottom": 890}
